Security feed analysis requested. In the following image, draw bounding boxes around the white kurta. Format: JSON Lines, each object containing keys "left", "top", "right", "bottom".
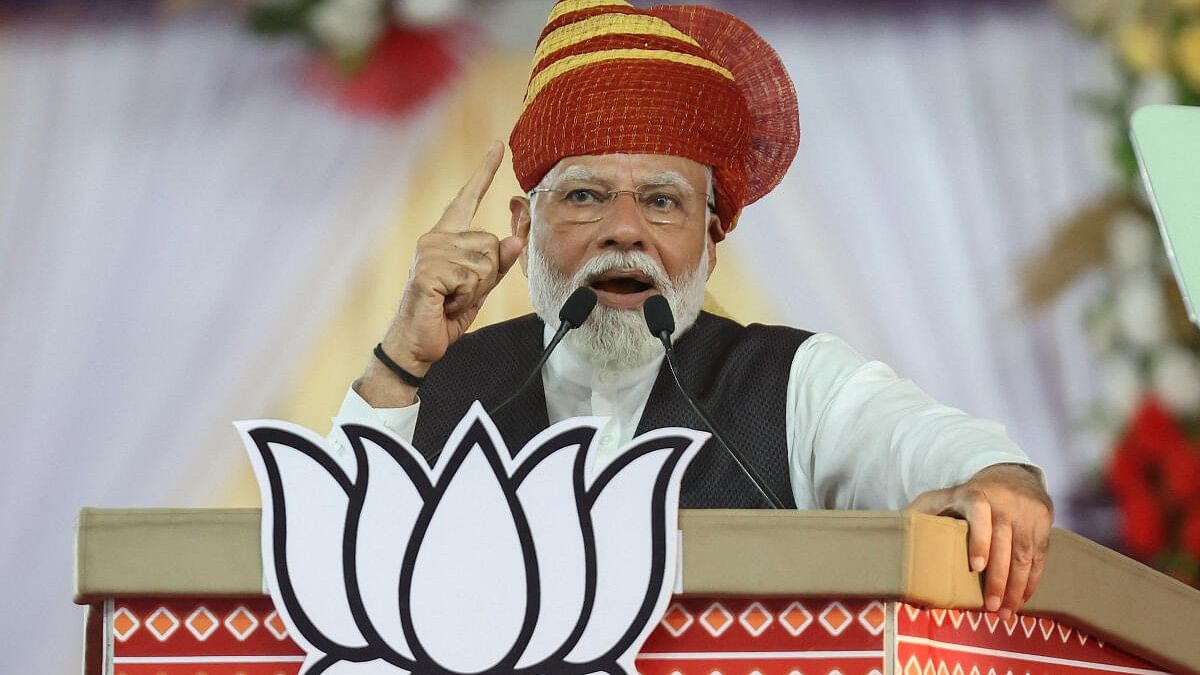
{"left": 332, "top": 330, "right": 1037, "bottom": 509}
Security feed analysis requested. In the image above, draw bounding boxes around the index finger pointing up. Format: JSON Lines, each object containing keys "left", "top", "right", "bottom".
{"left": 432, "top": 141, "right": 505, "bottom": 233}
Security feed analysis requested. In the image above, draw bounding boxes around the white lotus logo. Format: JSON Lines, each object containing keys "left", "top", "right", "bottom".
{"left": 237, "top": 402, "right": 705, "bottom": 675}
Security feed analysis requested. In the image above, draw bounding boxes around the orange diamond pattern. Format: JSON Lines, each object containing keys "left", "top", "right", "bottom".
{"left": 778, "top": 601, "right": 813, "bottom": 636}
{"left": 112, "top": 607, "right": 139, "bottom": 642}
{"left": 224, "top": 606, "right": 259, "bottom": 641}
{"left": 146, "top": 607, "right": 179, "bottom": 641}
{"left": 818, "top": 602, "right": 851, "bottom": 636}
{"left": 857, "top": 601, "right": 886, "bottom": 636}
{"left": 699, "top": 603, "right": 732, "bottom": 637}
{"left": 660, "top": 603, "right": 693, "bottom": 637}
{"left": 737, "top": 602, "right": 773, "bottom": 637}
{"left": 185, "top": 607, "right": 218, "bottom": 641}
{"left": 264, "top": 610, "right": 289, "bottom": 640}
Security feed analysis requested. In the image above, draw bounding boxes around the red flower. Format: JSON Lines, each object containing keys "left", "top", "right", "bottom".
{"left": 1127, "top": 397, "right": 1185, "bottom": 462}
{"left": 1112, "top": 397, "right": 1200, "bottom": 506}
{"left": 1118, "top": 489, "right": 1167, "bottom": 559}
{"left": 1107, "top": 441, "right": 1146, "bottom": 500}
{"left": 1164, "top": 441, "right": 1200, "bottom": 504}
{"left": 305, "top": 23, "right": 473, "bottom": 117}
{"left": 1181, "top": 506, "right": 1200, "bottom": 559}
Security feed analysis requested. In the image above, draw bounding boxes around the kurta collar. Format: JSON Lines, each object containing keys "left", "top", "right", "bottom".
{"left": 542, "top": 323, "right": 664, "bottom": 391}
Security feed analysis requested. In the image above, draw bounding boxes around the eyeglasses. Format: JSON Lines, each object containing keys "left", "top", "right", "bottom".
{"left": 531, "top": 183, "right": 712, "bottom": 225}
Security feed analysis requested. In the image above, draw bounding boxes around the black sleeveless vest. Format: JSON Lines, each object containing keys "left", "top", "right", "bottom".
{"left": 411, "top": 311, "right": 812, "bottom": 508}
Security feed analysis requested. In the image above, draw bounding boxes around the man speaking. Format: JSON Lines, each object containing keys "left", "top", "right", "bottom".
{"left": 337, "top": 0, "right": 1052, "bottom": 622}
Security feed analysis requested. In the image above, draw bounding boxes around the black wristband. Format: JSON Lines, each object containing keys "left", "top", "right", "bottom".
{"left": 373, "top": 343, "right": 425, "bottom": 388}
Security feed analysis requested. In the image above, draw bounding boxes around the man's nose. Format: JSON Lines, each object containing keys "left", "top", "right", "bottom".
{"left": 596, "top": 192, "right": 648, "bottom": 250}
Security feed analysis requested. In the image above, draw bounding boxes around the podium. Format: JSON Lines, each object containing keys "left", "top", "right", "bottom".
{"left": 75, "top": 509, "right": 1200, "bottom": 675}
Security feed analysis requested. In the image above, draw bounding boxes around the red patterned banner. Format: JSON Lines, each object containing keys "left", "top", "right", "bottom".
{"left": 895, "top": 602, "right": 1171, "bottom": 674}
{"left": 109, "top": 597, "right": 887, "bottom": 675}
{"left": 103, "top": 598, "right": 1172, "bottom": 675}
{"left": 640, "top": 598, "right": 885, "bottom": 675}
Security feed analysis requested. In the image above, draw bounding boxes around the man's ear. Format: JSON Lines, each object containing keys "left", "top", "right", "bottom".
{"left": 510, "top": 195, "right": 532, "bottom": 276}
{"left": 706, "top": 215, "right": 720, "bottom": 278}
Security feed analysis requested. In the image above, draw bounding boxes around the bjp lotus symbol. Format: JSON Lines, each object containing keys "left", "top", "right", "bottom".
{"left": 237, "top": 402, "right": 705, "bottom": 675}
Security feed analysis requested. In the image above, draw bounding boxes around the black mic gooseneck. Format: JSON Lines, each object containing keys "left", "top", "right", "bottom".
{"left": 488, "top": 286, "right": 598, "bottom": 417}
{"left": 425, "top": 288, "right": 597, "bottom": 465}
{"left": 643, "top": 294, "right": 786, "bottom": 509}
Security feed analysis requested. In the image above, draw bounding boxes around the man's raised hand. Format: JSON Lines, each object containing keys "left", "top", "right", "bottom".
{"left": 355, "top": 141, "right": 526, "bottom": 407}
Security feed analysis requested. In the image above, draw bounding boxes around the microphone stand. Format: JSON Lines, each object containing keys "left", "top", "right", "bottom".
{"left": 424, "top": 287, "right": 597, "bottom": 464}
{"left": 644, "top": 294, "right": 786, "bottom": 509}
{"left": 655, "top": 335, "right": 786, "bottom": 509}
{"left": 489, "top": 320, "right": 572, "bottom": 417}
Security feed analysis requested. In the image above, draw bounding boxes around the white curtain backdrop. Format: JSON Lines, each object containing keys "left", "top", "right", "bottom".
{"left": 0, "top": 3, "right": 1115, "bottom": 673}
{"left": 0, "top": 12, "right": 440, "bottom": 674}
{"left": 724, "top": 0, "right": 1113, "bottom": 507}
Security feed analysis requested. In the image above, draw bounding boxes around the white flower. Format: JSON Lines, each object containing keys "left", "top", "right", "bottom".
{"left": 1131, "top": 73, "right": 1177, "bottom": 111}
{"left": 1085, "top": 301, "right": 1119, "bottom": 353}
{"left": 311, "top": 0, "right": 385, "bottom": 54}
{"left": 1108, "top": 211, "right": 1159, "bottom": 273}
{"left": 238, "top": 403, "right": 705, "bottom": 675}
{"left": 392, "top": 0, "right": 464, "bottom": 26}
{"left": 1151, "top": 346, "right": 1200, "bottom": 416}
{"left": 1101, "top": 354, "right": 1144, "bottom": 420}
{"left": 1114, "top": 271, "right": 1168, "bottom": 348}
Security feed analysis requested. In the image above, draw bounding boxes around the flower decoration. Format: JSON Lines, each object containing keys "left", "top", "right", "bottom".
{"left": 1108, "top": 398, "right": 1200, "bottom": 577}
{"left": 1176, "top": 23, "right": 1200, "bottom": 89}
{"left": 237, "top": 403, "right": 705, "bottom": 675}
{"left": 1038, "top": 1, "right": 1200, "bottom": 585}
{"left": 245, "top": 0, "right": 471, "bottom": 115}
{"left": 1119, "top": 21, "right": 1168, "bottom": 74}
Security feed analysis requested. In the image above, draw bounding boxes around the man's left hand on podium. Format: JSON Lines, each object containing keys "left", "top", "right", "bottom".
{"left": 906, "top": 464, "right": 1054, "bottom": 622}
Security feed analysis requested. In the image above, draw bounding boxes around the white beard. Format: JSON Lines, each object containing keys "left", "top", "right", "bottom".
{"left": 527, "top": 231, "right": 709, "bottom": 370}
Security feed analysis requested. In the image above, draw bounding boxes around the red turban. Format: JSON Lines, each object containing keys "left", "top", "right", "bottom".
{"left": 509, "top": 0, "right": 800, "bottom": 238}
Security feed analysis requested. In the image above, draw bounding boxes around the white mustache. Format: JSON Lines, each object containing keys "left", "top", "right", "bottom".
{"left": 571, "top": 251, "right": 670, "bottom": 295}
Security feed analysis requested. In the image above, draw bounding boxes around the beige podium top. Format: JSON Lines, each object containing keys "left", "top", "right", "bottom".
{"left": 74, "top": 508, "right": 1200, "bottom": 674}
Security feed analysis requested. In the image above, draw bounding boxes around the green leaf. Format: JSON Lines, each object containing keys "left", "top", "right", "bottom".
{"left": 333, "top": 47, "right": 371, "bottom": 76}
{"left": 1074, "top": 91, "right": 1121, "bottom": 116}
{"left": 246, "top": 0, "right": 324, "bottom": 37}
{"left": 1177, "top": 82, "right": 1200, "bottom": 107}
{"left": 1112, "top": 135, "right": 1141, "bottom": 188}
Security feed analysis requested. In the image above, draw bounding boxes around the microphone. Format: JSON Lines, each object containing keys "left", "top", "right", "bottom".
{"left": 489, "top": 286, "right": 597, "bottom": 417}
{"left": 643, "top": 294, "right": 787, "bottom": 509}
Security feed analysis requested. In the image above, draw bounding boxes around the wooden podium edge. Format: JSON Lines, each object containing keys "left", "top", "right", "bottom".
{"left": 75, "top": 507, "right": 1200, "bottom": 673}
{"left": 1025, "top": 527, "right": 1200, "bottom": 674}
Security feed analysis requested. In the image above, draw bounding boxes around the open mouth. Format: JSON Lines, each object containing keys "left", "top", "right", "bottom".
{"left": 588, "top": 269, "right": 655, "bottom": 295}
